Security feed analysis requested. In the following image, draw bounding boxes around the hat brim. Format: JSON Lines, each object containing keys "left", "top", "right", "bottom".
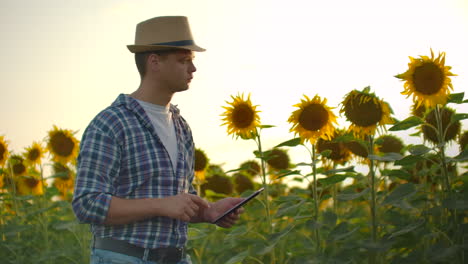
{"left": 127, "top": 44, "right": 205, "bottom": 53}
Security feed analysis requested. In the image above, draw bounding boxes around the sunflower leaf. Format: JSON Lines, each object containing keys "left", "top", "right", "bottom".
{"left": 318, "top": 174, "right": 347, "bottom": 186}
{"left": 337, "top": 188, "right": 369, "bottom": 201}
{"left": 382, "top": 183, "right": 416, "bottom": 205}
{"left": 408, "top": 144, "right": 431, "bottom": 155}
{"left": 368, "top": 153, "right": 403, "bottom": 162}
{"left": 451, "top": 113, "right": 468, "bottom": 123}
{"left": 276, "top": 169, "right": 301, "bottom": 179}
{"left": 275, "top": 138, "right": 301, "bottom": 148}
{"left": 447, "top": 92, "right": 465, "bottom": 104}
{"left": 389, "top": 116, "right": 424, "bottom": 131}
{"left": 394, "top": 155, "right": 425, "bottom": 166}
{"left": 323, "top": 166, "right": 355, "bottom": 175}
{"left": 260, "top": 124, "right": 275, "bottom": 129}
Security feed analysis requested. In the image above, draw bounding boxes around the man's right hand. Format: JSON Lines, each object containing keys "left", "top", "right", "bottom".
{"left": 159, "top": 193, "right": 210, "bottom": 222}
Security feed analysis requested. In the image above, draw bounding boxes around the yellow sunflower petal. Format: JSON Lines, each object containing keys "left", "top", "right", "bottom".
{"left": 396, "top": 49, "right": 456, "bottom": 108}
{"left": 288, "top": 94, "right": 337, "bottom": 144}
{"left": 221, "top": 93, "right": 261, "bottom": 139}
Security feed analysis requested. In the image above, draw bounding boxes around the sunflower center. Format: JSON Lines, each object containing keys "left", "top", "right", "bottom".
{"left": 232, "top": 103, "right": 254, "bottom": 128}
{"left": 299, "top": 104, "right": 329, "bottom": 131}
{"left": 0, "top": 144, "right": 5, "bottom": 161}
{"left": 412, "top": 62, "right": 444, "bottom": 95}
{"left": 25, "top": 178, "right": 39, "bottom": 188}
{"left": 345, "top": 95, "right": 382, "bottom": 127}
{"left": 13, "top": 163, "right": 26, "bottom": 176}
{"left": 51, "top": 132, "right": 75, "bottom": 157}
{"left": 28, "top": 149, "right": 40, "bottom": 161}
{"left": 194, "top": 150, "right": 208, "bottom": 171}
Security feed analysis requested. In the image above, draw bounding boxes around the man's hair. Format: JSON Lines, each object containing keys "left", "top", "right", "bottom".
{"left": 134, "top": 49, "right": 181, "bottom": 78}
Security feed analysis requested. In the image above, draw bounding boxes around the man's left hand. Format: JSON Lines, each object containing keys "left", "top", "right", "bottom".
{"left": 204, "top": 197, "right": 245, "bottom": 228}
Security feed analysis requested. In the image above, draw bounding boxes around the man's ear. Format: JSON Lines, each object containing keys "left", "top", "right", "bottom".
{"left": 147, "top": 53, "right": 161, "bottom": 73}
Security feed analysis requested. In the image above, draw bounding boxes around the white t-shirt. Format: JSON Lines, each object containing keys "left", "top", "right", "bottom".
{"left": 136, "top": 99, "right": 178, "bottom": 171}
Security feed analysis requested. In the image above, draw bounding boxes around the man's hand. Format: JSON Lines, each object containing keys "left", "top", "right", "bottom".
{"left": 203, "top": 197, "right": 245, "bottom": 228}
{"left": 159, "top": 193, "right": 210, "bottom": 222}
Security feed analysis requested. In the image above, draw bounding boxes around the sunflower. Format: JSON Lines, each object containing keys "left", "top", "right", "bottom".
{"left": 421, "top": 107, "right": 460, "bottom": 144}
{"left": 194, "top": 148, "right": 209, "bottom": 182}
{"left": 24, "top": 141, "right": 45, "bottom": 166}
{"left": 396, "top": 49, "right": 455, "bottom": 108}
{"left": 340, "top": 87, "right": 394, "bottom": 138}
{"left": 375, "top": 135, "right": 405, "bottom": 154}
{"left": 9, "top": 155, "right": 27, "bottom": 177}
{"left": 288, "top": 94, "right": 337, "bottom": 144}
{"left": 459, "top": 131, "right": 468, "bottom": 151}
{"left": 410, "top": 103, "right": 429, "bottom": 119}
{"left": 52, "top": 162, "right": 75, "bottom": 198}
{"left": 47, "top": 125, "right": 79, "bottom": 164}
{"left": 316, "top": 129, "right": 351, "bottom": 165}
{"left": 266, "top": 148, "right": 290, "bottom": 171}
{"left": 344, "top": 140, "right": 369, "bottom": 162}
{"left": 201, "top": 174, "right": 233, "bottom": 196}
{"left": 233, "top": 172, "right": 254, "bottom": 194}
{"left": 16, "top": 176, "right": 44, "bottom": 196}
{"left": 239, "top": 160, "right": 261, "bottom": 177}
{"left": 0, "top": 136, "right": 9, "bottom": 167}
{"left": 221, "top": 93, "right": 261, "bottom": 139}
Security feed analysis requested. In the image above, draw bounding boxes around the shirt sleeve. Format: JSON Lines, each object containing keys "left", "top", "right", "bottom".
{"left": 72, "top": 125, "right": 121, "bottom": 224}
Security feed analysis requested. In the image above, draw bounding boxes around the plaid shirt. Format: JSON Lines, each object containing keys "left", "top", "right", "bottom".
{"left": 72, "top": 94, "right": 196, "bottom": 251}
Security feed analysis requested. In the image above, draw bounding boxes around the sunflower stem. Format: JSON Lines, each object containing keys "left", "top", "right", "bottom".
{"left": 255, "top": 131, "right": 276, "bottom": 264}
{"left": 311, "top": 145, "right": 321, "bottom": 253}
{"left": 434, "top": 105, "right": 451, "bottom": 194}
{"left": 368, "top": 135, "right": 378, "bottom": 264}
{"left": 39, "top": 164, "right": 51, "bottom": 264}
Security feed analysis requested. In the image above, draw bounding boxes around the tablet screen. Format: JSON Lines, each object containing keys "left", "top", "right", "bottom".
{"left": 212, "top": 187, "right": 264, "bottom": 224}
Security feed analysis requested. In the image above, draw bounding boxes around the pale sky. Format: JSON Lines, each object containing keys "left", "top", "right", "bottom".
{"left": 1, "top": 0, "right": 468, "bottom": 178}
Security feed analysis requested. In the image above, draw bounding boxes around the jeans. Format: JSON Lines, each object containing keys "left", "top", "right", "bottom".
{"left": 90, "top": 248, "right": 191, "bottom": 264}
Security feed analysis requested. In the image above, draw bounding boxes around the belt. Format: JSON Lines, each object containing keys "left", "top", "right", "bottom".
{"left": 94, "top": 237, "right": 184, "bottom": 264}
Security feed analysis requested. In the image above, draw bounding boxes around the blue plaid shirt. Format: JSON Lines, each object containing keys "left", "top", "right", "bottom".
{"left": 72, "top": 94, "right": 196, "bottom": 251}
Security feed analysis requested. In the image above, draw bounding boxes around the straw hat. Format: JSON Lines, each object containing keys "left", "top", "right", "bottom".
{"left": 127, "top": 16, "right": 205, "bottom": 53}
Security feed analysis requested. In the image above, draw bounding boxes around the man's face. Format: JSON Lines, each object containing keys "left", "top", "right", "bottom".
{"left": 157, "top": 50, "right": 197, "bottom": 93}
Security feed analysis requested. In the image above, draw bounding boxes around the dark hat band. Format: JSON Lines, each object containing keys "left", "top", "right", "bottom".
{"left": 151, "top": 40, "right": 195, "bottom": 46}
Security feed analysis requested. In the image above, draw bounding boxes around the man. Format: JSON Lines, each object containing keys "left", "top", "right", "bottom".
{"left": 72, "top": 16, "right": 244, "bottom": 264}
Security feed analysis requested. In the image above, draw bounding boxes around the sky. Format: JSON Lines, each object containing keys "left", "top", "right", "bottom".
{"left": 1, "top": 0, "right": 468, "bottom": 182}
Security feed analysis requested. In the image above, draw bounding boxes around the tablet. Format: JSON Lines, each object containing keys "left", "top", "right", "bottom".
{"left": 212, "top": 187, "right": 265, "bottom": 224}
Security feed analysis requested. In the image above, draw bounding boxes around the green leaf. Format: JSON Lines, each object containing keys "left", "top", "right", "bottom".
{"left": 382, "top": 169, "right": 412, "bottom": 180}
{"left": 389, "top": 116, "right": 424, "bottom": 131}
{"left": 382, "top": 183, "right": 416, "bottom": 205}
{"left": 394, "top": 155, "right": 425, "bottom": 166}
{"left": 276, "top": 169, "right": 302, "bottom": 180}
{"left": 225, "top": 250, "right": 249, "bottom": 264}
{"left": 224, "top": 226, "right": 249, "bottom": 242}
{"left": 451, "top": 113, "right": 468, "bottom": 123}
{"left": 276, "top": 200, "right": 306, "bottom": 217}
{"left": 447, "top": 92, "right": 465, "bottom": 104}
{"left": 255, "top": 225, "right": 295, "bottom": 255}
{"left": 450, "top": 148, "right": 468, "bottom": 162}
{"left": 442, "top": 197, "right": 468, "bottom": 209}
{"left": 368, "top": 153, "right": 403, "bottom": 162}
{"left": 260, "top": 124, "right": 275, "bottom": 129}
{"left": 188, "top": 227, "right": 209, "bottom": 240}
{"left": 51, "top": 220, "right": 79, "bottom": 231}
{"left": 408, "top": 144, "right": 431, "bottom": 155}
{"left": 317, "top": 174, "right": 347, "bottom": 187}
{"left": 337, "top": 188, "right": 369, "bottom": 201}
{"left": 388, "top": 219, "right": 424, "bottom": 239}
{"left": 322, "top": 211, "right": 337, "bottom": 228}
{"left": 327, "top": 222, "right": 358, "bottom": 242}
{"left": 275, "top": 138, "right": 302, "bottom": 148}
{"left": 323, "top": 166, "right": 355, "bottom": 175}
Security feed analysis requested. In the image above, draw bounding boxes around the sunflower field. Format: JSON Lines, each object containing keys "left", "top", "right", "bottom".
{"left": 1, "top": 50, "right": 467, "bottom": 263}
